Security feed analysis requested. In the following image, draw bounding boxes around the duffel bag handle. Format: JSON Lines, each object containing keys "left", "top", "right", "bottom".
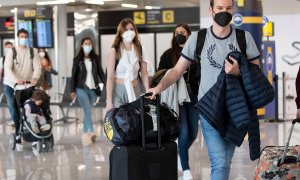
{"left": 140, "top": 93, "right": 161, "bottom": 150}
{"left": 292, "top": 118, "right": 300, "bottom": 124}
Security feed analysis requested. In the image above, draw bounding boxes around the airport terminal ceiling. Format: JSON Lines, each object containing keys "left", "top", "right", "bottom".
{"left": 0, "top": 0, "right": 299, "bottom": 17}
{"left": 0, "top": 0, "right": 199, "bottom": 17}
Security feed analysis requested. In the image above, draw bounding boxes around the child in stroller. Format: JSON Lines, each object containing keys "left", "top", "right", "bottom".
{"left": 10, "top": 83, "right": 54, "bottom": 152}
{"left": 24, "top": 90, "right": 51, "bottom": 134}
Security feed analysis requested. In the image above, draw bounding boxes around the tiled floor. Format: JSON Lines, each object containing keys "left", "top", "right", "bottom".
{"left": 0, "top": 107, "right": 299, "bottom": 180}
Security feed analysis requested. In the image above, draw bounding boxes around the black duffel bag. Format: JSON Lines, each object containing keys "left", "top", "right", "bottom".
{"left": 104, "top": 97, "right": 179, "bottom": 146}
{"left": 145, "top": 102, "right": 180, "bottom": 142}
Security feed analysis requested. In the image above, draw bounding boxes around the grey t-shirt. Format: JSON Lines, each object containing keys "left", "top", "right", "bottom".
{"left": 181, "top": 26, "right": 260, "bottom": 100}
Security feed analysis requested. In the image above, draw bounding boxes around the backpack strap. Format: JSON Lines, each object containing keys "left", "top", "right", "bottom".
{"left": 193, "top": 28, "right": 207, "bottom": 87}
{"left": 11, "top": 47, "right": 34, "bottom": 70}
{"left": 12, "top": 47, "right": 17, "bottom": 69}
{"left": 195, "top": 28, "right": 207, "bottom": 63}
{"left": 235, "top": 28, "right": 247, "bottom": 58}
{"left": 196, "top": 28, "right": 247, "bottom": 60}
{"left": 12, "top": 47, "right": 17, "bottom": 60}
{"left": 29, "top": 47, "right": 34, "bottom": 60}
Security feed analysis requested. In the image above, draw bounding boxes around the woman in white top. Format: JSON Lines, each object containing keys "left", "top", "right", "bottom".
{"left": 106, "top": 18, "right": 150, "bottom": 111}
{"left": 70, "top": 37, "right": 105, "bottom": 143}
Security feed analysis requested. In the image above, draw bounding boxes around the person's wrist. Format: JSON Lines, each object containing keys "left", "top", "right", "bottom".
{"left": 156, "top": 84, "right": 163, "bottom": 94}
{"left": 106, "top": 99, "right": 113, "bottom": 104}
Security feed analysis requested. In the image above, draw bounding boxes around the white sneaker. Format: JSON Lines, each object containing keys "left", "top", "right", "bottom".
{"left": 40, "top": 124, "right": 51, "bottom": 132}
{"left": 8, "top": 121, "right": 15, "bottom": 127}
{"left": 32, "top": 141, "right": 38, "bottom": 147}
{"left": 32, "top": 146, "right": 39, "bottom": 156}
{"left": 16, "top": 143, "right": 24, "bottom": 152}
{"left": 183, "top": 170, "right": 193, "bottom": 180}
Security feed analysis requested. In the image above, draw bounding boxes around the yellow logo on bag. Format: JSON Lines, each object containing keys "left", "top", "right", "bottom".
{"left": 104, "top": 118, "right": 113, "bottom": 140}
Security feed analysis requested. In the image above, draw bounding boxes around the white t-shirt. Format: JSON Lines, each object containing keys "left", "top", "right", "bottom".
{"left": 84, "top": 58, "right": 96, "bottom": 89}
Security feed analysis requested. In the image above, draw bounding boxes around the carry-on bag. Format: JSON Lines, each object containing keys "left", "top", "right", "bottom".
{"left": 104, "top": 98, "right": 179, "bottom": 146}
{"left": 254, "top": 119, "right": 300, "bottom": 179}
{"left": 109, "top": 93, "right": 178, "bottom": 180}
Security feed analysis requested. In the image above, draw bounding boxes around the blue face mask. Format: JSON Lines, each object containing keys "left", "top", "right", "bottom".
{"left": 3, "top": 48, "right": 10, "bottom": 56}
{"left": 19, "top": 38, "right": 28, "bottom": 46}
{"left": 83, "top": 45, "right": 92, "bottom": 55}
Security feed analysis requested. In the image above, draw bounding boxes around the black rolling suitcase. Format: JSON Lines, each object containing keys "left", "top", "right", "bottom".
{"left": 109, "top": 93, "right": 178, "bottom": 180}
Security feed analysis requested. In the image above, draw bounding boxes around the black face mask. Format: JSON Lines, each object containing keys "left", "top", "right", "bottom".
{"left": 213, "top": 11, "right": 232, "bottom": 27}
{"left": 175, "top": 34, "right": 187, "bottom": 45}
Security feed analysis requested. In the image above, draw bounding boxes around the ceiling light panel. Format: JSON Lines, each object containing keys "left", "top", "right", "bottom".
{"left": 85, "top": 0, "right": 104, "bottom": 5}
{"left": 121, "top": 3, "right": 138, "bottom": 8}
{"left": 36, "top": 0, "right": 71, "bottom": 5}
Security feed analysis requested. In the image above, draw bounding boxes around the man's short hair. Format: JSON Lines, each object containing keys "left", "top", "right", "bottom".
{"left": 17, "top": 28, "right": 29, "bottom": 37}
{"left": 210, "top": 0, "right": 234, "bottom": 8}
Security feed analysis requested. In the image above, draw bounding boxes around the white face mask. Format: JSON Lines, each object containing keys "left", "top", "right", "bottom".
{"left": 122, "top": 30, "right": 136, "bottom": 43}
{"left": 39, "top": 52, "right": 45, "bottom": 58}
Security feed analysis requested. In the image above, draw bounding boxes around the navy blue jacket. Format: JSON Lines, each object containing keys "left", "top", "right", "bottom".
{"left": 196, "top": 51, "right": 274, "bottom": 161}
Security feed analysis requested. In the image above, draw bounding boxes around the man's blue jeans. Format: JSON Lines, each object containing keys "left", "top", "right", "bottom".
{"left": 4, "top": 85, "right": 21, "bottom": 138}
{"left": 178, "top": 95, "right": 199, "bottom": 170}
{"left": 200, "top": 115, "right": 235, "bottom": 180}
{"left": 76, "top": 88, "right": 97, "bottom": 133}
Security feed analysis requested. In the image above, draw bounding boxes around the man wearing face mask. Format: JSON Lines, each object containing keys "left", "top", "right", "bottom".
{"left": 0, "top": 41, "right": 13, "bottom": 81}
{"left": 3, "top": 28, "right": 41, "bottom": 152}
{"left": 147, "top": 0, "right": 260, "bottom": 179}
{"left": 158, "top": 23, "right": 197, "bottom": 180}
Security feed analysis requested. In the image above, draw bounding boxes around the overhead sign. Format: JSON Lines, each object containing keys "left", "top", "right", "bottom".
{"left": 237, "top": 0, "right": 245, "bottom": 7}
{"left": 134, "top": 11, "right": 146, "bottom": 24}
{"left": 162, "top": 10, "right": 174, "bottom": 23}
{"left": 99, "top": 7, "right": 199, "bottom": 30}
{"left": 18, "top": 7, "right": 53, "bottom": 19}
{"left": 263, "top": 21, "right": 274, "bottom": 37}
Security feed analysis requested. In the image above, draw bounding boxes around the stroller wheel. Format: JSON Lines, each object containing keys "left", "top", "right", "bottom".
{"left": 9, "top": 134, "right": 16, "bottom": 150}
{"left": 38, "top": 139, "right": 49, "bottom": 152}
{"left": 47, "top": 135, "right": 54, "bottom": 149}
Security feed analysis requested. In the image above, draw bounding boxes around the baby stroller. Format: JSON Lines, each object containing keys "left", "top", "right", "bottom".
{"left": 9, "top": 82, "right": 54, "bottom": 152}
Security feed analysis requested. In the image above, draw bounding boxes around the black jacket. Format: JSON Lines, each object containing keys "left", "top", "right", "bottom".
{"left": 296, "top": 67, "right": 300, "bottom": 108}
{"left": 70, "top": 55, "right": 105, "bottom": 93}
{"left": 196, "top": 51, "right": 274, "bottom": 161}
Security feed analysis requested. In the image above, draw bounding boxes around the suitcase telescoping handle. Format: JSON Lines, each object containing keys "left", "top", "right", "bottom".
{"left": 280, "top": 118, "right": 300, "bottom": 165}
{"left": 140, "top": 92, "right": 161, "bottom": 150}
